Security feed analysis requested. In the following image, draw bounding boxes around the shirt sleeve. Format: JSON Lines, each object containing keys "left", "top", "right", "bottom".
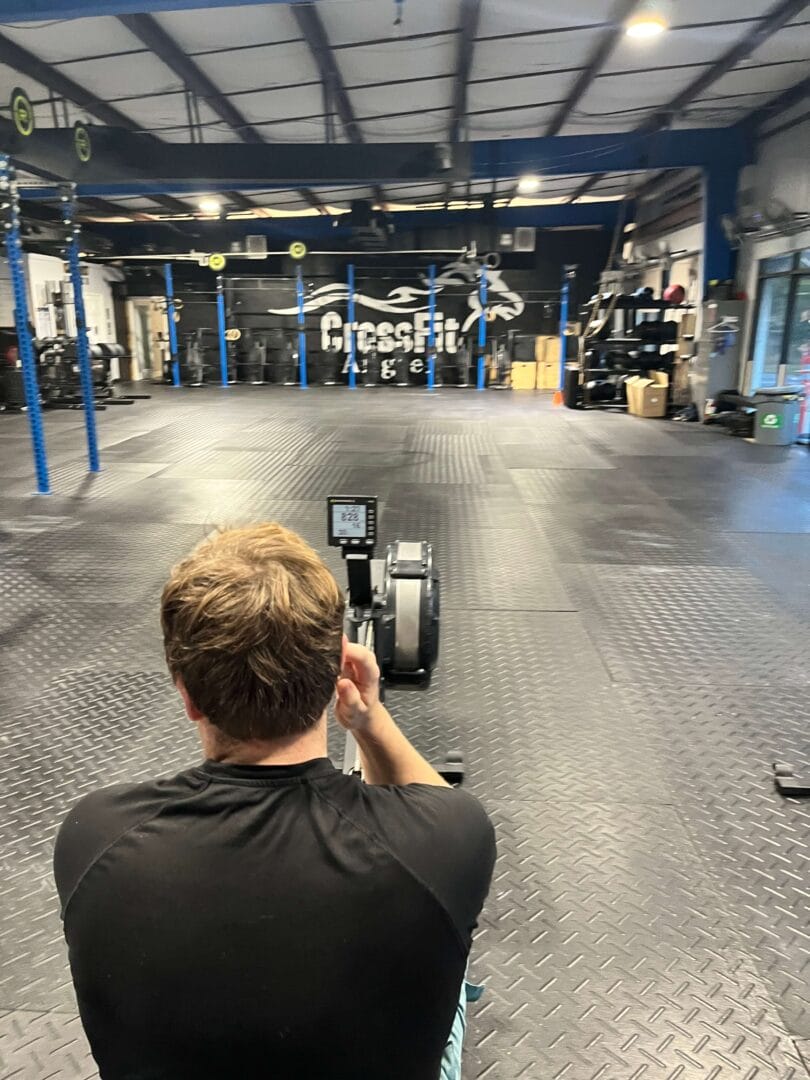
{"left": 53, "top": 774, "right": 203, "bottom": 918}
{"left": 357, "top": 784, "right": 496, "bottom": 951}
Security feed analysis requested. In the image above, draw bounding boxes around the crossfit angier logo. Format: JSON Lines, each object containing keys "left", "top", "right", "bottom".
{"left": 267, "top": 259, "right": 525, "bottom": 357}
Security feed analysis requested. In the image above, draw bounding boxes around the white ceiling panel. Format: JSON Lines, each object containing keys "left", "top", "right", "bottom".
{"left": 671, "top": 0, "right": 781, "bottom": 23}
{"left": 468, "top": 104, "right": 561, "bottom": 138}
{"left": 228, "top": 86, "right": 327, "bottom": 126}
{"left": 357, "top": 113, "right": 447, "bottom": 139}
{"left": 0, "top": 16, "right": 134, "bottom": 63}
{"left": 350, "top": 81, "right": 451, "bottom": 119}
{"left": 162, "top": 126, "right": 239, "bottom": 143}
{"left": 245, "top": 192, "right": 308, "bottom": 206}
{"left": 477, "top": 0, "right": 614, "bottom": 38}
{"left": 747, "top": 22, "right": 810, "bottom": 64}
{"left": 560, "top": 116, "right": 637, "bottom": 134}
{"left": 71, "top": 52, "right": 182, "bottom": 102}
{"left": 673, "top": 101, "right": 761, "bottom": 127}
{"left": 320, "top": 0, "right": 456, "bottom": 47}
{"left": 711, "top": 63, "right": 810, "bottom": 99}
{"left": 192, "top": 40, "right": 321, "bottom": 92}
{"left": 472, "top": 35, "right": 595, "bottom": 81}
{"left": 259, "top": 196, "right": 312, "bottom": 210}
{"left": 104, "top": 197, "right": 162, "bottom": 210}
{"left": 606, "top": 21, "right": 758, "bottom": 72}
{"left": 384, "top": 182, "right": 450, "bottom": 200}
{"left": 467, "top": 72, "right": 569, "bottom": 113}
{"left": 575, "top": 67, "right": 701, "bottom": 118}
{"left": 336, "top": 37, "right": 457, "bottom": 85}
{"left": 118, "top": 95, "right": 234, "bottom": 139}
{"left": 155, "top": 4, "right": 300, "bottom": 53}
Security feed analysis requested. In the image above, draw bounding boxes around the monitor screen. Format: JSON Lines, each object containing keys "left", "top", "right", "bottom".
{"left": 332, "top": 503, "right": 367, "bottom": 539}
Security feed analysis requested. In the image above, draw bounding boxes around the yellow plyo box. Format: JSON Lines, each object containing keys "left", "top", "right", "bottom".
{"left": 511, "top": 362, "right": 537, "bottom": 390}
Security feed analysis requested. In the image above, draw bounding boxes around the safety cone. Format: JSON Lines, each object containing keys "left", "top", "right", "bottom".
{"left": 552, "top": 389, "right": 563, "bottom": 406}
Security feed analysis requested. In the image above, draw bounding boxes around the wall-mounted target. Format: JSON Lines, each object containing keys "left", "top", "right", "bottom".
{"left": 289, "top": 241, "right": 307, "bottom": 260}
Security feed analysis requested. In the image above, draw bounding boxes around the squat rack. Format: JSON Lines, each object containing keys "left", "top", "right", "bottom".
{"left": 0, "top": 162, "right": 101, "bottom": 492}
{"left": 143, "top": 247, "right": 485, "bottom": 393}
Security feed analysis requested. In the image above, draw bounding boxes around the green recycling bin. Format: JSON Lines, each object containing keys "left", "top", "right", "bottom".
{"left": 753, "top": 386, "right": 803, "bottom": 446}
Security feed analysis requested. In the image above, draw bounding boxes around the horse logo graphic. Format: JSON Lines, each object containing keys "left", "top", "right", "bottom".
{"left": 267, "top": 259, "right": 525, "bottom": 332}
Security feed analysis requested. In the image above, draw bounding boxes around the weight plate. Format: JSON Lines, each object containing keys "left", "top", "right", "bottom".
{"left": 74, "top": 122, "right": 92, "bottom": 163}
{"left": 11, "top": 87, "right": 34, "bottom": 137}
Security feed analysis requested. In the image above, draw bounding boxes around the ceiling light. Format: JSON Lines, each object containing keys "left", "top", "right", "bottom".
{"left": 517, "top": 174, "right": 542, "bottom": 195}
{"left": 198, "top": 197, "right": 221, "bottom": 215}
{"left": 626, "top": 1, "right": 669, "bottom": 38}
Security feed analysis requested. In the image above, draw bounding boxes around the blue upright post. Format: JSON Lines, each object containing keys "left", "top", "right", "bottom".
{"left": 477, "top": 263, "right": 488, "bottom": 391}
{"left": 164, "top": 262, "right": 180, "bottom": 387}
{"left": 347, "top": 263, "right": 356, "bottom": 389}
{"left": 1, "top": 156, "right": 49, "bottom": 494}
{"left": 216, "top": 275, "right": 229, "bottom": 388}
{"left": 296, "top": 265, "right": 308, "bottom": 389}
{"left": 427, "top": 263, "right": 437, "bottom": 391}
{"left": 558, "top": 274, "right": 570, "bottom": 392}
{"left": 60, "top": 187, "right": 99, "bottom": 473}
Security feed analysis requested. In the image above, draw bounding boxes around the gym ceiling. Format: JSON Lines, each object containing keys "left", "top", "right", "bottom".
{"left": 1, "top": 0, "right": 808, "bottom": 226}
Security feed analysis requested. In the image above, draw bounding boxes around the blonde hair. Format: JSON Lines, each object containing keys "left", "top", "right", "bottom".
{"left": 161, "top": 523, "right": 345, "bottom": 741}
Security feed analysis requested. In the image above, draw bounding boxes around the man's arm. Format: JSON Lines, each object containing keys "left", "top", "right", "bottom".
{"left": 335, "top": 641, "right": 450, "bottom": 787}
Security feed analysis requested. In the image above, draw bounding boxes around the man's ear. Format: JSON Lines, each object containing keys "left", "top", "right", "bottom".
{"left": 175, "top": 676, "right": 205, "bottom": 724}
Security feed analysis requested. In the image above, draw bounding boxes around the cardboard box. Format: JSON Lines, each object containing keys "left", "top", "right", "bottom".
{"left": 626, "top": 371, "right": 669, "bottom": 418}
{"left": 511, "top": 362, "right": 537, "bottom": 390}
{"left": 534, "top": 336, "right": 562, "bottom": 389}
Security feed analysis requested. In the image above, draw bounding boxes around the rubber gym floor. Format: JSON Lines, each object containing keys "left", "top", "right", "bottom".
{"left": 1, "top": 386, "right": 809, "bottom": 1079}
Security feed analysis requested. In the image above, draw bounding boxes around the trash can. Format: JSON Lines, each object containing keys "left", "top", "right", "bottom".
{"left": 752, "top": 386, "right": 803, "bottom": 445}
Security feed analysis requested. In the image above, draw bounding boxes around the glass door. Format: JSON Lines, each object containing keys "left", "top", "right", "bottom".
{"left": 784, "top": 275, "right": 810, "bottom": 387}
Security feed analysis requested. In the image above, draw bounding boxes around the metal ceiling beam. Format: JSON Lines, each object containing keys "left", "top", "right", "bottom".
{"left": 0, "top": 29, "right": 193, "bottom": 217}
{"left": 118, "top": 13, "right": 325, "bottom": 215}
{"left": 6, "top": 0, "right": 295, "bottom": 15}
{"left": 291, "top": 2, "right": 386, "bottom": 208}
{"left": 448, "top": 0, "right": 483, "bottom": 146}
{"left": 544, "top": 0, "right": 637, "bottom": 137}
{"left": 292, "top": 3, "right": 362, "bottom": 142}
{"left": 569, "top": 0, "right": 807, "bottom": 202}
{"left": 740, "top": 71, "right": 810, "bottom": 132}
{"left": 118, "top": 13, "right": 264, "bottom": 143}
{"left": 637, "top": 0, "right": 810, "bottom": 134}
{"left": 443, "top": 0, "right": 482, "bottom": 203}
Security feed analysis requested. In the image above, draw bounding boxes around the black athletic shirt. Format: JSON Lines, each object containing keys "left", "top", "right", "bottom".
{"left": 54, "top": 758, "right": 496, "bottom": 1080}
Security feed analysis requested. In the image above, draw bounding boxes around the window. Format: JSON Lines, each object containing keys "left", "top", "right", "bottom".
{"left": 751, "top": 276, "right": 790, "bottom": 388}
{"left": 761, "top": 253, "right": 795, "bottom": 274}
{"left": 750, "top": 250, "right": 810, "bottom": 391}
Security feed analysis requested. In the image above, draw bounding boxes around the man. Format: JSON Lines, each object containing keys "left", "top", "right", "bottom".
{"left": 54, "top": 523, "right": 496, "bottom": 1079}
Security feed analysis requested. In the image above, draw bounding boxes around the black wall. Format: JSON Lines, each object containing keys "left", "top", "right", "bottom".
{"left": 125, "top": 227, "right": 610, "bottom": 372}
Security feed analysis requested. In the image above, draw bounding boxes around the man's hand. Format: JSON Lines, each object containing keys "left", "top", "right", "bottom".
{"left": 336, "top": 641, "right": 382, "bottom": 732}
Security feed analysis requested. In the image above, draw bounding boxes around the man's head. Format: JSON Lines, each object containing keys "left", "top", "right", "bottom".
{"left": 161, "top": 523, "right": 345, "bottom": 742}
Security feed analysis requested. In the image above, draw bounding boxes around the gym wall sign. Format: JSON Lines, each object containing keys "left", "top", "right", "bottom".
{"left": 267, "top": 259, "right": 526, "bottom": 370}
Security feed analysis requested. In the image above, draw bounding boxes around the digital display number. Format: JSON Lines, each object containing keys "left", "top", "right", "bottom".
{"left": 332, "top": 503, "right": 367, "bottom": 539}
